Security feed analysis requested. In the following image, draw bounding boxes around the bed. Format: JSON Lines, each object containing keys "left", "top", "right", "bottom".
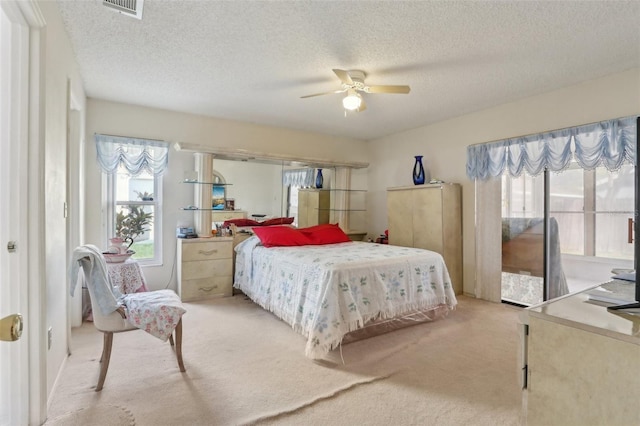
{"left": 233, "top": 224, "right": 458, "bottom": 359}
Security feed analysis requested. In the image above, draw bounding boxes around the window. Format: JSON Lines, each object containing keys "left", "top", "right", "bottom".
{"left": 550, "top": 164, "right": 634, "bottom": 260}
{"left": 287, "top": 185, "right": 300, "bottom": 225}
{"left": 501, "top": 173, "right": 543, "bottom": 219}
{"left": 502, "top": 164, "right": 634, "bottom": 260}
{"left": 96, "top": 134, "right": 168, "bottom": 266}
{"left": 282, "top": 168, "right": 314, "bottom": 226}
{"left": 106, "top": 165, "right": 162, "bottom": 265}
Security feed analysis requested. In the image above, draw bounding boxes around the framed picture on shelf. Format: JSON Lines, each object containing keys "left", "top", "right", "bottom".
{"left": 225, "top": 198, "right": 235, "bottom": 210}
{"left": 212, "top": 186, "right": 225, "bottom": 210}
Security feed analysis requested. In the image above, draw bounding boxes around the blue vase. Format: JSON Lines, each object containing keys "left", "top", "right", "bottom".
{"left": 315, "top": 168, "right": 323, "bottom": 188}
{"left": 413, "top": 155, "right": 425, "bottom": 185}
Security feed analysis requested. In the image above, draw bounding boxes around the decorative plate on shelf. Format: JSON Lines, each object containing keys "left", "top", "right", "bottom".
{"left": 103, "top": 250, "right": 135, "bottom": 263}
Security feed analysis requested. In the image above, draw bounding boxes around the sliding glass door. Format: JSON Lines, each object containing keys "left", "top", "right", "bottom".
{"left": 550, "top": 164, "right": 634, "bottom": 293}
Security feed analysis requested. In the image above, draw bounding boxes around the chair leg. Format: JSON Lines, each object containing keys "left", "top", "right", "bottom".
{"left": 174, "top": 318, "right": 185, "bottom": 372}
{"left": 169, "top": 334, "right": 175, "bottom": 346}
{"left": 96, "top": 332, "right": 113, "bottom": 392}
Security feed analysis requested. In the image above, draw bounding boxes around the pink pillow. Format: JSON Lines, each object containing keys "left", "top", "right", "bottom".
{"left": 300, "top": 223, "right": 352, "bottom": 245}
{"left": 261, "top": 217, "right": 295, "bottom": 226}
{"left": 252, "top": 226, "right": 311, "bottom": 247}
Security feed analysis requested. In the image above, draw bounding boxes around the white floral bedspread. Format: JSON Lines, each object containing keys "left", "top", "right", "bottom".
{"left": 234, "top": 237, "right": 457, "bottom": 358}
{"left": 122, "top": 290, "right": 186, "bottom": 342}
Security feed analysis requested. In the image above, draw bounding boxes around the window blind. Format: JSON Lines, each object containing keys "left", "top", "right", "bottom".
{"left": 466, "top": 116, "right": 637, "bottom": 180}
{"left": 95, "top": 134, "right": 169, "bottom": 176}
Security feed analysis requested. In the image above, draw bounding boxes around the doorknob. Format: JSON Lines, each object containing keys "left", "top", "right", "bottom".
{"left": 0, "top": 314, "right": 23, "bottom": 342}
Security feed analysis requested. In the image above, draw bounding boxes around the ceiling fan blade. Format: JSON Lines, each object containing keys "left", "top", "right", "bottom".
{"left": 300, "top": 89, "right": 346, "bottom": 99}
{"left": 332, "top": 69, "right": 353, "bottom": 85}
{"left": 366, "top": 85, "right": 411, "bottom": 94}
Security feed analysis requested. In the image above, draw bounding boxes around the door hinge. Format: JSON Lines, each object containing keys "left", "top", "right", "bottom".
{"left": 7, "top": 241, "right": 16, "bottom": 253}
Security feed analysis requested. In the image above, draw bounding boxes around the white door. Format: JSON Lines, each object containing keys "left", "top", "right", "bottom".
{"left": 0, "top": 3, "right": 32, "bottom": 425}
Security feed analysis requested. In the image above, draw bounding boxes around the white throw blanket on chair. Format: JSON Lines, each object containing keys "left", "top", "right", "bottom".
{"left": 69, "top": 244, "right": 123, "bottom": 315}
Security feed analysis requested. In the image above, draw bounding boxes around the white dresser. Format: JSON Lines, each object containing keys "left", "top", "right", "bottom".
{"left": 519, "top": 288, "right": 640, "bottom": 425}
{"left": 177, "top": 237, "right": 233, "bottom": 301}
{"left": 386, "top": 183, "right": 462, "bottom": 294}
{"left": 297, "top": 189, "right": 330, "bottom": 228}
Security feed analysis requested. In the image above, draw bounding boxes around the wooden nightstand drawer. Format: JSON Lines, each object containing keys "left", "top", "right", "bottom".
{"left": 181, "top": 241, "right": 232, "bottom": 261}
{"left": 177, "top": 238, "right": 234, "bottom": 301}
{"left": 180, "top": 276, "right": 232, "bottom": 301}
{"left": 181, "top": 258, "right": 232, "bottom": 281}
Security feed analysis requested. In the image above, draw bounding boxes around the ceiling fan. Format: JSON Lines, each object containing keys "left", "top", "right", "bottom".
{"left": 301, "top": 69, "right": 410, "bottom": 112}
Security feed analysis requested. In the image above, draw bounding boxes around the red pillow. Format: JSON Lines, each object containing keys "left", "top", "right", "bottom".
{"left": 300, "top": 223, "right": 352, "bottom": 245}
{"left": 252, "top": 226, "right": 311, "bottom": 247}
{"left": 223, "top": 218, "right": 261, "bottom": 227}
{"left": 261, "top": 217, "right": 295, "bottom": 227}
{"left": 299, "top": 223, "right": 340, "bottom": 233}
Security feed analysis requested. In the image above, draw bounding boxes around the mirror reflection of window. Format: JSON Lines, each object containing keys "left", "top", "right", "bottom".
{"left": 288, "top": 185, "right": 300, "bottom": 225}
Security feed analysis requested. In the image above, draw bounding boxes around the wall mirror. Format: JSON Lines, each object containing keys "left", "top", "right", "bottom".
{"left": 210, "top": 158, "right": 367, "bottom": 237}
{"left": 175, "top": 143, "right": 369, "bottom": 235}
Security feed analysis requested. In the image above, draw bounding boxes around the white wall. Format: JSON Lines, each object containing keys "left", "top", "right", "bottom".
{"left": 368, "top": 68, "right": 640, "bottom": 296}
{"left": 85, "top": 99, "right": 368, "bottom": 290}
{"left": 38, "top": 0, "right": 87, "bottom": 402}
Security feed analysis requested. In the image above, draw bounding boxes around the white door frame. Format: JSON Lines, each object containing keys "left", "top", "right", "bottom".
{"left": 22, "top": 1, "right": 47, "bottom": 423}
{"left": 0, "top": 3, "right": 28, "bottom": 424}
{"left": 67, "top": 91, "right": 84, "bottom": 329}
{"left": 0, "top": 1, "right": 46, "bottom": 425}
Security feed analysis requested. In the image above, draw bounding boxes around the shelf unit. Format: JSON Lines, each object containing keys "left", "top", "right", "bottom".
{"left": 180, "top": 180, "right": 232, "bottom": 210}
{"left": 180, "top": 181, "right": 246, "bottom": 227}
{"left": 181, "top": 181, "right": 232, "bottom": 186}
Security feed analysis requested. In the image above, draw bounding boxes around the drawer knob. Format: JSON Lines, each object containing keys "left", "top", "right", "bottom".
{"left": 199, "top": 285, "right": 219, "bottom": 293}
{"left": 198, "top": 249, "right": 218, "bottom": 255}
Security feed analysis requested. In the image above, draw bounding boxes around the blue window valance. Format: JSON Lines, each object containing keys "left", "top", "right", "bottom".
{"left": 95, "top": 134, "right": 169, "bottom": 176}
{"left": 282, "top": 168, "right": 315, "bottom": 187}
{"left": 466, "top": 116, "right": 637, "bottom": 180}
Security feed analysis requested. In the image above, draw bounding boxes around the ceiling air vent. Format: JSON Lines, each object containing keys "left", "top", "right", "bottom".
{"left": 103, "top": 0, "right": 144, "bottom": 20}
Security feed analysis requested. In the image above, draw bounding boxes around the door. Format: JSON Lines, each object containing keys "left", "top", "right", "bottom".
{"left": 0, "top": 3, "right": 31, "bottom": 424}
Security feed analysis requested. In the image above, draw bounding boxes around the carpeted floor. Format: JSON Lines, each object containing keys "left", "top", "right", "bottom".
{"left": 45, "top": 295, "right": 523, "bottom": 426}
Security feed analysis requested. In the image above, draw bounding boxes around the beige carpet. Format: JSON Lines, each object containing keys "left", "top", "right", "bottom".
{"left": 45, "top": 295, "right": 523, "bottom": 426}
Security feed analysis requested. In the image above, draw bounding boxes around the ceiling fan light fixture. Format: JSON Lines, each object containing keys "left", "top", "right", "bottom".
{"left": 342, "top": 90, "right": 362, "bottom": 111}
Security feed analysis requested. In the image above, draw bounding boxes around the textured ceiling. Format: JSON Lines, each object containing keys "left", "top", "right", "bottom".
{"left": 56, "top": 1, "right": 640, "bottom": 141}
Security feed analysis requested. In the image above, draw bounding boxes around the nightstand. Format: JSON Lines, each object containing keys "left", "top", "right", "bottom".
{"left": 177, "top": 237, "right": 233, "bottom": 301}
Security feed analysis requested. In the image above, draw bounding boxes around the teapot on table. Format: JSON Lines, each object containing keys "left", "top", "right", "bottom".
{"left": 108, "top": 237, "right": 133, "bottom": 254}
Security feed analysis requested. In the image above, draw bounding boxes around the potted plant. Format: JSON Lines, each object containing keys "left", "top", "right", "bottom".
{"left": 114, "top": 205, "right": 153, "bottom": 250}
{"left": 134, "top": 190, "right": 154, "bottom": 201}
